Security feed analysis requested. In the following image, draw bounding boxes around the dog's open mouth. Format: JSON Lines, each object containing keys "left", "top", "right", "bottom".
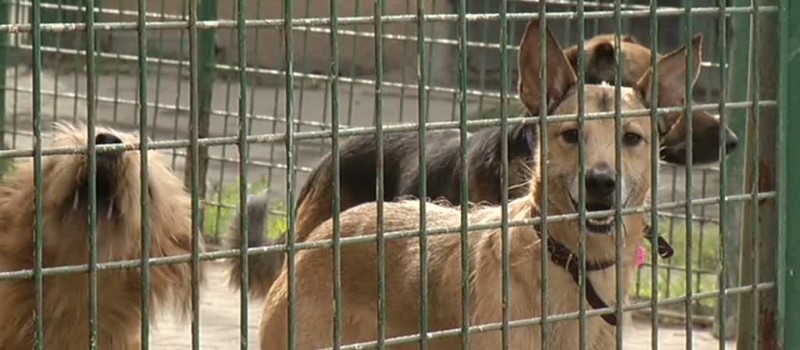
{"left": 569, "top": 197, "right": 614, "bottom": 234}
{"left": 73, "top": 167, "right": 118, "bottom": 220}
{"left": 70, "top": 133, "right": 124, "bottom": 219}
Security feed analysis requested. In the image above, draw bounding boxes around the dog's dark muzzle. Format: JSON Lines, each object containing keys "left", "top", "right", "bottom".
{"left": 576, "top": 164, "right": 618, "bottom": 234}
{"left": 94, "top": 133, "right": 124, "bottom": 201}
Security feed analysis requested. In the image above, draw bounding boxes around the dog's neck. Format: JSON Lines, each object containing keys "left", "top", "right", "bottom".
{"left": 527, "top": 179, "right": 646, "bottom": 327}
{"left": 529, "top": 177, "right": 646, "bottom": 256}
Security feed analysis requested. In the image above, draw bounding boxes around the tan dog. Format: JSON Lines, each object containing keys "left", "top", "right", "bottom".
{"left": 0, "top": 124, "right": 203, "bottom": 350}
{"left": 226, "top": 33, "right": 728, "bottom": 301}
{"left": 258, "top": 19, "right": 702, "bottom": 349}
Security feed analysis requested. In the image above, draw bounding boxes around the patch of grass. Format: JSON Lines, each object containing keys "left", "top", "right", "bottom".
{"left": 633, "top": 219, "right": 721, "bottom": 314}
{"left": 203, "top": 179, "right": 286, "bottom": 246}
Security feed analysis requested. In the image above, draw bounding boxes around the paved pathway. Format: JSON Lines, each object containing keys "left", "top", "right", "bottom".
{"left": 151, "top": 263, "right": 736, "bottom": 349}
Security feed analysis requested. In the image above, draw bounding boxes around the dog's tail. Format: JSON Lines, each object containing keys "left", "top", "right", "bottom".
{"left": 226, "top": 194, "right": 287, "bottom": 299}
{"left": 226, "top": 157, "right": 334, "bottom": 299}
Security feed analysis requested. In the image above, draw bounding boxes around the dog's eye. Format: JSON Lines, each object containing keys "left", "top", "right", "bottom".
{"left": 623, "top": 132, "right": 644, "bottom": 147}
{"left": 561, "top": 129, "right": 580, "bottom": 144}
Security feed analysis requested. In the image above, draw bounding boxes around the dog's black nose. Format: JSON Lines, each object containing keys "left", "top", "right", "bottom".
{"left": 96, "top": 133, "right": 122, "bottom": 145}
{"left": 586, "top": 164, "right": 616, "bottom": 198}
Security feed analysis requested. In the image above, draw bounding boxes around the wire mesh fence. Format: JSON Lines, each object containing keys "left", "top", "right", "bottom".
{"left": 0, "top": 0, "right": 788, "bottom": 349}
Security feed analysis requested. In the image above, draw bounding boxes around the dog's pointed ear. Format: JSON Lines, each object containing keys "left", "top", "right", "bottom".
{"left": 509, "top": 122, "right": 539, "bottom": 157}
{"left": 518, "top": 19, "right": 578, "bottom": 115}
{"left": 636, "top": 34, "right": 702, "bottom": 109}
{"left": 636, "top": 34, "right": 702, "bottom": 135}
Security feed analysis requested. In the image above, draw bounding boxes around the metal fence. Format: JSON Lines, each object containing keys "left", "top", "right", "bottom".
{"left": 0, "top": 0, "right": 794, "bottom": 348}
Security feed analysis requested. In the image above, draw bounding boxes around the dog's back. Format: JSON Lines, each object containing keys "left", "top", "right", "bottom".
{"left": 227, "top": 124, "right": 537, "bottom": 297}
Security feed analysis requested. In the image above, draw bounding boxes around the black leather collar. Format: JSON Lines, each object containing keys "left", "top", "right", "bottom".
{"left": 531, "top": 211, "right": 675, "bottom": 326}
{"left": 532, "top": 212, "right": 618, "bottom": 326}
{"left": 644, "top": 225, "right": 675, "bottom": 259}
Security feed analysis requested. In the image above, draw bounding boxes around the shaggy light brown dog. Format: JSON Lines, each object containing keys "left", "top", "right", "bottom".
{"left": 0, "top": 124, "right": 203, "bottom": 350}
{"left": 258, "top": 18, "right": 703, "bottom": 350}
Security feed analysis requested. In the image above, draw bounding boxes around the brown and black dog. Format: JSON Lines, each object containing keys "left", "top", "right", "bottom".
{"left": 258, "top": 19, "right": 704, "bottom": 349}
{"left": 564, "top": 34, "right": 739, "bottom": 164}
{"left": 227, "top": 32, "right": 738, "bottom": 299}
{"left": 227, "top": 123, "right": 538, "bottom": 297}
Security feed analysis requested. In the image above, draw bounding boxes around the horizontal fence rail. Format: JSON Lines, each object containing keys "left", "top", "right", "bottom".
{"left": 0, "top": 0, "right": 788, "bottom": 349}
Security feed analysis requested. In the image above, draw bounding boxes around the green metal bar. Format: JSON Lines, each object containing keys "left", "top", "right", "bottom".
{"left": 283, "top": 0, "right": 298, "bottom": 347}
{"left": 778, "top": 1, "right": 799, "bottom": 348}
{"left": 188, "top": 0, "right": 202, "bottom": 347}
{"left": 498, "top": 0, "right": 509, "bottom": 347}
{"left": 665, "top": 149, "right": 678, "bottom": 301}
{"left": 576, "top": 0, "right": 589, "bottom": 348}
{"left": 31, "top": 0, "right": 44, "bottom": 346}
{"left": 48, "top": 0, "right": 62, "bottom": 123}
{"left": 648, "top": 0, "right": 661, "bottom": 348}
{"left": 737, "top": 0, "right": 780, "bottom": 348}
{"left": 372, "top": 0, "right": 386, "bottom": 348}
{"left": 415, "top": 0, "right": 429, "bottom": 347}
{"left": 345, "top": 0, "right": 360, "bottom": 127}
{"left": 723, "top": 0, "right": 752, "bottom": 339}
{"left": 236, "top": 0, "right": 250, "bottom": 346}
{"left": 328, "top": 0, "right": 343, "bottom": 347}
{"left": 295, "top": 0, "right": 314, "bottom": 138}
{"left": 84, "top": 0, "right": 100, "bottom": 347}
{"left": 150, "top": 0, "right": 168, "bottom": 139}
{"left": 423, "top": 0, "right": 435, "bottom": 122}
{"left": 397, "top": 0, "right": 411, "bottom": 124}
{"left": 10, "top": 0, "right": 19, "bottom": 149}
{"left": 733, "top": 1, "right": 759, "bottom": 349}
{"left": 455, "top": 0, "right": 470, "bottom": 346}
{"left": 696, "top": 171, "right": 709, "bottom": 294}
{"left": 246, "top": 0, "right": 262, "bottom": 135}
{"left": 748, "top": 2, "right": 762, "bottom": 348}
{"left": 137, "top": 0, "right": 152, "bottom": 348}
{"left": 213, "top": 26, "right": 236, "bottom": 243}
{"left": 70, "top": 1, "right": 79, "bottom": 125}
{"left": 475, "top": 0, "right": 490, "bottom": 114}
{"left": 683, "top": 2, "right": 696, "bottom": 348}
{"left": 537, "top": 3, "right": 550, "bottom": 349}
{"left": 264, "top": 7, "right": 286, "bottom": 231}
{"left": 185, "top": 0, "right": 216, "bottom": 200}
{"left": 172, "top": 0, "right": 189, "bottom": 168}
{"left": 109, "top": 0, "right": 123, "bottom": 125}
{"left": 716, "top": 1, "right": 730, "bottom": 335}
{"left": 612, "top": 0, "right": 624, "bottom": 348}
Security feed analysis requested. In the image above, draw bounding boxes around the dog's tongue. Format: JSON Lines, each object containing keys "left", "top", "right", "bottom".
{"left": 636, "top": 246, "right": 647, "bottom": 268}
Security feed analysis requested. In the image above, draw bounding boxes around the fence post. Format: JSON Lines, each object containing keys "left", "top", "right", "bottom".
{"left": 184, "top": 0, "right": 217, "bottom": 201}
{"left": 779, "top": 0, "right": 800, "bottom": 348}
{"left": 735, "top": 0, "right": 781, "bottom": 349}
{"left": 715, "top": 0, "right": 750, "bottom": 340}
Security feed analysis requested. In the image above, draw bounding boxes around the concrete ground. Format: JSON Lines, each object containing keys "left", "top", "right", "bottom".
{"left": 150, "top": 262, "right": 735, "bottom": 349}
